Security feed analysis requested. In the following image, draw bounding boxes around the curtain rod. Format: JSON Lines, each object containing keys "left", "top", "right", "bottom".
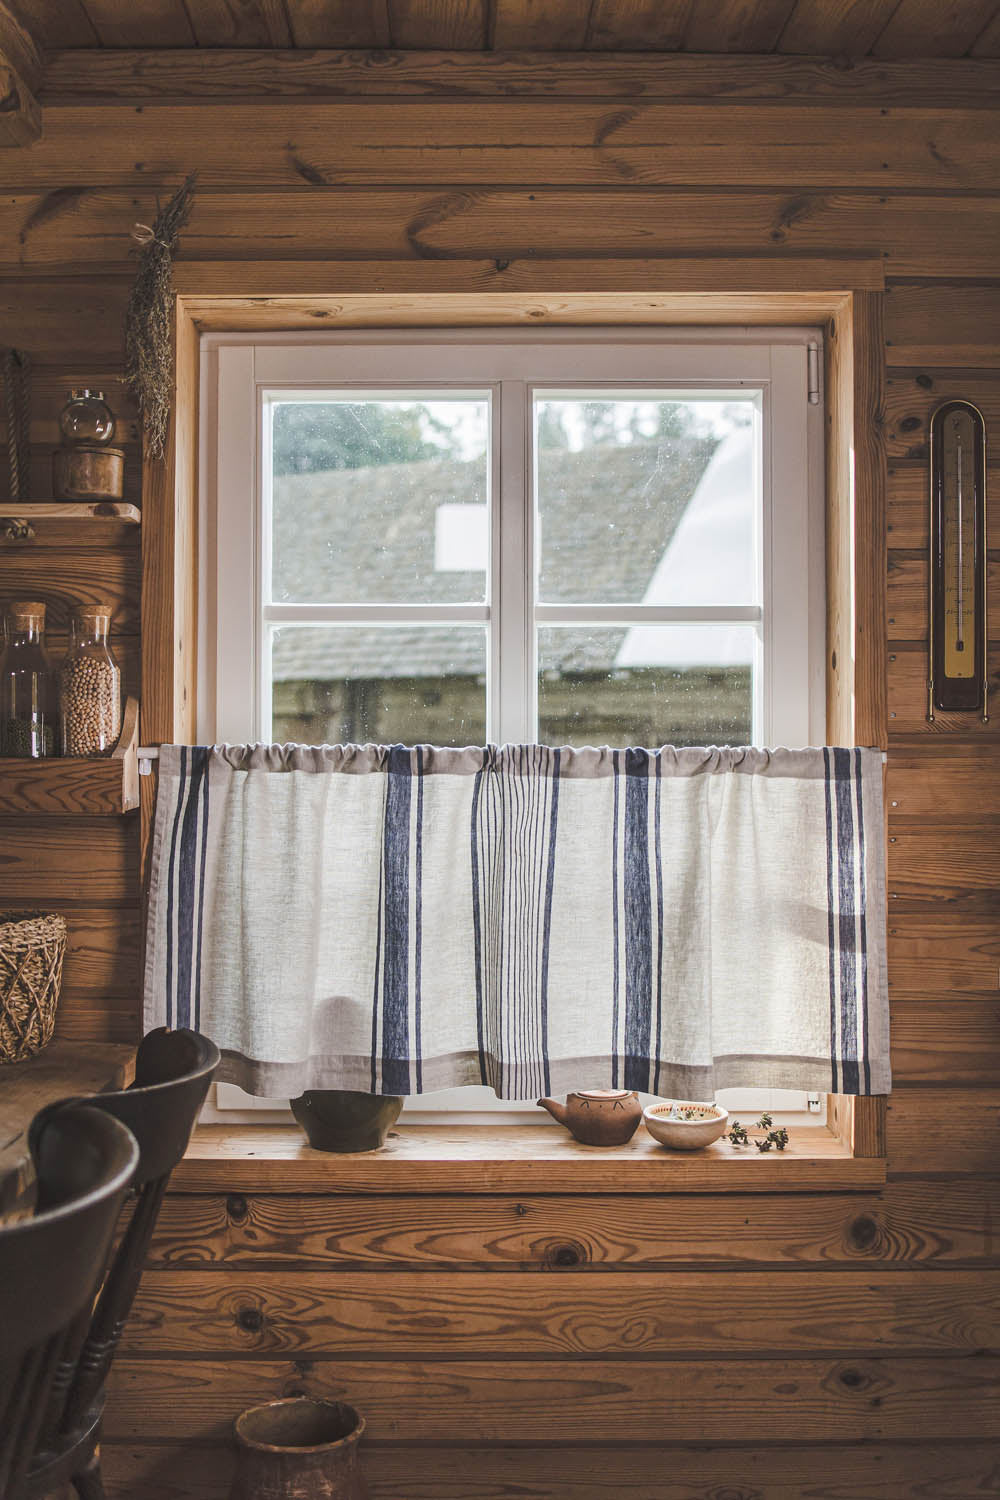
{"left": 137, "top": 747, "right": 890, "bottom": 775}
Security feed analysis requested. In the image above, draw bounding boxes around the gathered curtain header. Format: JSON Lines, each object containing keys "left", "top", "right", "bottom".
{"left": 144, "top": 742, "right": 889, "bottom": 1100}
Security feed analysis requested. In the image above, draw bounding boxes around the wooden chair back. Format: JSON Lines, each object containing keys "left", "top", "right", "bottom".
{"left": 32, "top": 1028, "right": 221, "bottom": 1460}
{"left": 0, "top": 1104, "right": 139, "bottom": 1500}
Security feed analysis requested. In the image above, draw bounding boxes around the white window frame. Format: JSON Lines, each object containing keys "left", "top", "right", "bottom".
{"left": 199, "top": 327, "right": 826, "bottom": 1125}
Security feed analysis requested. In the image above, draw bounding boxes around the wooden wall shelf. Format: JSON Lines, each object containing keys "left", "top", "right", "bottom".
{"left": 1, "top": 503, "right": 141, "bottom": 542}
{"left": 0, "top": 696, "right": 140, "bottom": 814}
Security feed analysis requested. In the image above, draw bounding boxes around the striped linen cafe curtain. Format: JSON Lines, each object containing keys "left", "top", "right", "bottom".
{"left": 143, "top": 743, "right": 890, "bottom": 1100}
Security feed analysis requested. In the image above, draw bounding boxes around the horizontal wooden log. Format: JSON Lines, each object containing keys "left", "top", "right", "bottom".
{"left": 884, "top": 368, "right": 1000, "bottom": 460}
{"left": 0, "top": 279, "right": 130, "bottom": 359}
{"left": 887, "top": 554, "right": 1000, "bottom": 642}
{"left": 888, "top": 643, "right": 1000, "bottom": 735}
{"left": 887, "top": 1088, "right": 1000, "bottom": 1176}
{"left": 5, "top": 189, "right": 1000, "bottom": 276}
{"left": 175, "top": 1123, "right": 882, "bottom": 1195}
{"left": 0, "top": 818, "right": 138, "bottom": 902}
{"left": 890, "top": 994, "right": 1000, "bottom": 1085}
{"left": 887, "top": 825, "right": 1000, "bottom": 910}
{"left": 53, "top": 989, "right": 139, "bottom": 1043}
{"left": 888, "top": 913, "right": 1000, "bottom": 991}
{"left": 150, "top": 1178, "right": 1000, "bottom": 1269}
{"left": 121, "top": 1268, "right": 1000, "bottom": 1357}
{"left": 886, "top": 279, "right": 1000, "bottom": 367}
{"left": 39, "top": 49, "right": 1000, "bottom": 105}
{"left": 887, "top": 747, "right": 1000, "bottom": 817}
{"left": 8, "top": 103, "right": 1000, "bottom": 191}
{"left": 0, "top": 756, "right": 138, "bottom": 815}
{"left": 98, "top": 1439, "right": 1000, "bottom": 1500}
{"left": 103, "top": 1354, "right": 1000, "bottom": 1443}
{"left": 0, "top": 545, "right": 139, "bottom": 632}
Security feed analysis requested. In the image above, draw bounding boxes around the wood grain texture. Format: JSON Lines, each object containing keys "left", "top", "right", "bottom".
{"left": 177, "top": 263, "right": 876, "bottom": 303}
{"left": 97, "top": 1440, "right": 1000, "bottom": 1500}
{"left": 888, "top": 914, "right": 1000, "bottom": 991}
{"left": 79, "top": 0, "right": 194, "bottom": 47}
{"left": 12, "top": 102, "right": 1000, "bottom": 190}
{"left": 0, "top": 756, "right": 138, "bottom": 815}
{"left": 887, "top": 747, "right": 1000, "bottom": 816}
{"left": 102, "top": 1354, "right": 1000, "bottom": 1443}
{"left": 890, "top": 993, "right": 1000, "bottom": 1084}
{"left": 0, "top": 544, "right": 138, "bottom": 631}
{"left": 0, "top": 818, "right": 137, "bottom": 902}
{"left": 40, "top": 49, "right": 1000, "bottom": 104}
{"left": 778, "top": 0, "right": 901, "bottom": 56}
{"left": 121, "top": 1267, "right": 1000, "bottom": 1356}
{"left": 173, "top": 1123, "right": 884, "bottom": 1194}
{"left": 852, "top": 288, "right": 889, "bottom": 747}
{"left": 886, "top": 279, "right": 1000, "bottom": 367}
{"left": 6, "top": 190, "right": 1000, "bottom": 275}
{"left": 150, "top": 1178, "right": 1000, "bottom": 1268}
{"left": 887, "top": 1088, "right": 1000, "bottom": 1175}
{"left": 887, "top": 826, "right": 1000, "bottom": 910}
{"left": 871, "top": 0, "right": 1000, "bottom": 59}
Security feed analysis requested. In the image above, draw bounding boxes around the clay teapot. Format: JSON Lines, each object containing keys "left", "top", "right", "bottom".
{"left": 536, "top": 1089, "right": 642, "bottom": 1146}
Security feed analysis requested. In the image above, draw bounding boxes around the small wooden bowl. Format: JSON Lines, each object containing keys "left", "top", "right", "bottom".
{"left": 643, "top": 1100, "right": 729, "bottom": 1151}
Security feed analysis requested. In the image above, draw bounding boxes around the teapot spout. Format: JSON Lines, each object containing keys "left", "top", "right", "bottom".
{"left": 537, "top": 1096, "right": 569, "bottom": 1126}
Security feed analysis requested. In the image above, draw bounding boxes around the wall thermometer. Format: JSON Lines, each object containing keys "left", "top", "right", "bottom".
{"left": 928, "top": 400, "right": 988, "bottom": 719}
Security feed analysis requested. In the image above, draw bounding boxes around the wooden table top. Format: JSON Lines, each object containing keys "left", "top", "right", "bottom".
{"left": 0, "top": 1040, "right": 135, "bottom": 1217}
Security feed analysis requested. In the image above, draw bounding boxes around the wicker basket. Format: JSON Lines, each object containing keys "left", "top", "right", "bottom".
{"left": 0, "top": 911, "right": 67, "bottom": 1063}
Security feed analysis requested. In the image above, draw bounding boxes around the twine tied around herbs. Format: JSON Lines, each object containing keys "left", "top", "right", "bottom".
{"left": 124, "top": 171, "right": 197, "bottom": 460}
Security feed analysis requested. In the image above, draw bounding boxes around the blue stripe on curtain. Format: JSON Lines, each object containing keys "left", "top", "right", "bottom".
{"left": 624, "top": 748, "right": 653, "bottom": 1092}
{"left": 833, "top": 746, "right": 860, "bottom": 1094}
{"left": 170, "top": 746, "right": 211, "bottom": 1030}
{"left": 611, "top": 749, "right": 621, "bottom": 1088}
{"left": 652, "top": 754, "right": 664, "bottom": 1096}
{"left": 823, "top": 746, "right": 839, "bottom": 1092}
{"left": 470, "top": 759, "right": 487, "bottom": 1085}
{"left": 539, "top": 746, "right": 560, "bottom": 1097}
{"left": 164, "top": 744, "right": 188, "bottom": 1028}
{"left": 854, "top": 747, "right": 871, "bottom": 1093}
{"left": 380, "top": 745, "right": 413, "bottom": 1095}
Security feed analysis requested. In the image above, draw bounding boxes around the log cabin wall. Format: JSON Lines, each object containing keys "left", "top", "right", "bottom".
{"left": 0, "top": 40, "right": 998, "bottom": 1498}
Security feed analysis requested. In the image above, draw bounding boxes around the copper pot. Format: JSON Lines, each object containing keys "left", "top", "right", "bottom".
{"left": 229, "top": 1397, "right": 370, "bottom": 1500}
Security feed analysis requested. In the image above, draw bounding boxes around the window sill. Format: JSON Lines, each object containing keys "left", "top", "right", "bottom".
{"left": 173, "top": 1122, "right": 885, "bottom": 1194}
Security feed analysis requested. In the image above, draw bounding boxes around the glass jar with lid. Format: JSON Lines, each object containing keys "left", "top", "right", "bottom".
{"left": 0, "top": 602, "right": 59, "bottom": 758}
{"left": 60, "top": 604, "right": 122, "bottom": 756}
{"left": 58, "top": 389, "right": 116, "bottom": 447}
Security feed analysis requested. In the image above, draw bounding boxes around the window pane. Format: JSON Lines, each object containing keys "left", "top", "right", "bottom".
{"left": 537, "top": 625, "right": 755, "bottom": 747}
{"left": 535, "top": 397, "right": 757, "bottom": 605}
{"left": 271, "top": 626, "right": 487, "bottom": 746}
{"left": 270, "top": 398, "right": 489, "bottom": 604}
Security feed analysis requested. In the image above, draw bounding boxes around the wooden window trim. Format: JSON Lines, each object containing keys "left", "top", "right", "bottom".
{"left": 142, "top": 262, "right": 887, "bottom": 1184}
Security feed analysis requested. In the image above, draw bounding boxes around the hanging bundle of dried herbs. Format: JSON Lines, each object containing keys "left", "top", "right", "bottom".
{"left": 124, "top": 172, "right": 197, "bottom": 460}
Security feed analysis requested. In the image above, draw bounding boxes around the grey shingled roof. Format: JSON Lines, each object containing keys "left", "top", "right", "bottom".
{"left": 271, "top": 436, "right": 716, "bottom": 681}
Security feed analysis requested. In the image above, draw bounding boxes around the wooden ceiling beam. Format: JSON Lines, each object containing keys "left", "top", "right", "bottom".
{"left": 38, "top": 47, "right": 1000, "bottom": 107}
{"left": 0, "top": 0, "right": 41, "bottom": 145}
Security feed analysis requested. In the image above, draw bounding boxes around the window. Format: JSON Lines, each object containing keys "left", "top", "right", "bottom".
{"left": 201, "top": 329, "right": 825, "bottom": 1123}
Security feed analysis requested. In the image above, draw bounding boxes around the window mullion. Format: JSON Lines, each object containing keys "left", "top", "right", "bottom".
{"left": 495, "top": 379, "right": 531, "bottom": 743}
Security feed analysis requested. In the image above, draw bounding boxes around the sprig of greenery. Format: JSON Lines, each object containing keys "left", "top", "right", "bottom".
{"left": 727, "top": 1113, "right": 789, "bottom": 1153}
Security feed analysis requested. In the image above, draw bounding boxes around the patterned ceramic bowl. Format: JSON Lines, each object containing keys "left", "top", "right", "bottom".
{"left": 643, "top": 1100, "right": 729, "bottom": 1151}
